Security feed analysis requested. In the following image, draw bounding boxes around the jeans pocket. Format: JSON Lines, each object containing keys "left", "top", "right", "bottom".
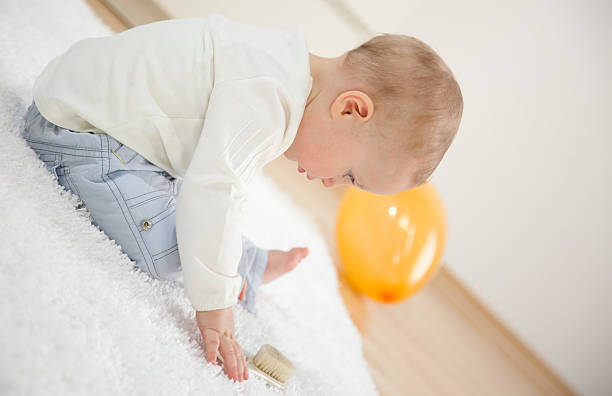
{"left": 107, "top": 166, "right": 180, "bottom": 278}
{"left": 128, "top": 193, "right": 180, "bottom": 277}
{"left": 128, "top": 193, "right": 178, "bottom": 256}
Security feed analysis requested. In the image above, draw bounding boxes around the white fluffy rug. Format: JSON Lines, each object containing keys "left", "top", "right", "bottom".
{"left": 0, "top": 1, "right": 377, "bottom": 394}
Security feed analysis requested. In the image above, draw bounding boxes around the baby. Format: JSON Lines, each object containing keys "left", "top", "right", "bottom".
{"left": 22, "top": 13, "right": 462, "bottom": 383}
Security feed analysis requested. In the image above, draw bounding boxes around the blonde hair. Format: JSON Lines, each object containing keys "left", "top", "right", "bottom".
{"left": 343, "top": 33, "right": 463, "bottom": 188}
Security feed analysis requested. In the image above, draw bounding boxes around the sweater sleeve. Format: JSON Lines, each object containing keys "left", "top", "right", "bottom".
{"left": 175, "top": 77, "right": 289, "bottom": 311}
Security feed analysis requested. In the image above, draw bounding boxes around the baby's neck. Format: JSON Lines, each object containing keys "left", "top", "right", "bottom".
{"left": 307, "top": 52, "right": 345, "bottom": 106}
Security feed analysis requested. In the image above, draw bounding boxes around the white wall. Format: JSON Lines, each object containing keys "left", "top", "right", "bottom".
{"left": 347, "top": 1, "right": 610, "bottom": 395}
{"left": 155, "top": 0, "right": 367, "bottom": 57}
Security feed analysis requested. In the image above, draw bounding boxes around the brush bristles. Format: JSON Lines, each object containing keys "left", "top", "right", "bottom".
{"left": 252, "top": 344, "right": 296, "bottom": 383}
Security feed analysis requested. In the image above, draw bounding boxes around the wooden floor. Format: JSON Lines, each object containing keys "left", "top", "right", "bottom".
{"left": 85, "top": 1, "right": 577, "bottom": 394}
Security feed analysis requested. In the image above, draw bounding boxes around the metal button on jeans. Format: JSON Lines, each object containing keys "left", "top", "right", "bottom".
{"left": 141, "top": 219, "right": 152, "bottom": 230}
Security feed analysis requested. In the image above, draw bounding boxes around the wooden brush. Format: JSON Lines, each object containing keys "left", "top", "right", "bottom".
{"left": 216, "top": 343, "right": 296, "bottom": 390}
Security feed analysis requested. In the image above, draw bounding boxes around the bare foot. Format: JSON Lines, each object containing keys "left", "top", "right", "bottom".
{"left": 261, "top": 247, "right": 309, "bottom": 284}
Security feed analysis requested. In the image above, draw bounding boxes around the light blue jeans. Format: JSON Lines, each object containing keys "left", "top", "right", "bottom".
{"left": 20, "top": 100, "right": 268, "bottom": 315}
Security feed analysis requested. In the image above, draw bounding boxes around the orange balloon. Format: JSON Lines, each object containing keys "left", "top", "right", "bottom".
{"left": 335, "top": 182, "right": 447, "bottom": 303}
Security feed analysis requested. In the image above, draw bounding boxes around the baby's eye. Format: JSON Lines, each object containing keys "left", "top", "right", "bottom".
{"left": 344, "top": 171, "right": 355, "bottom": 184}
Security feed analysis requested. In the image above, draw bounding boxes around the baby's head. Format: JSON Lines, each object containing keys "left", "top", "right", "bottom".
{"left": 284, "top": 34, "right": 463, "bottom": 195}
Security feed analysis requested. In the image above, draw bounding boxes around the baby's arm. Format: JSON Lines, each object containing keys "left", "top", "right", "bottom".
{"left": 176, "top": 75, "right": 291, "bottom": 382}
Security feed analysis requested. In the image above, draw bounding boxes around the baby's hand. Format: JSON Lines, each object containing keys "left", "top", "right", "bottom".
{"left": 196, "top": 306, "right": 249, "bottom": 382}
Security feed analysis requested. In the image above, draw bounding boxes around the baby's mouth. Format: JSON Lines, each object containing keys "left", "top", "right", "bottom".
{"left": 297, "top": 165, "right": 315, "bottom": 180}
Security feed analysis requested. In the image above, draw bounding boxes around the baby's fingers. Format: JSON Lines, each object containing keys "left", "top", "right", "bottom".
{"left": 219, "top": 334, "right": 239, "bottom": 381}
{"left": 233, "top": 339, "right": 247, "bottom": 381}
{"left": 203, "top": 328, "right": 221, "bottom": 364}
{"left": 235, "top": 340, "right": 249, "bottom": 380}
